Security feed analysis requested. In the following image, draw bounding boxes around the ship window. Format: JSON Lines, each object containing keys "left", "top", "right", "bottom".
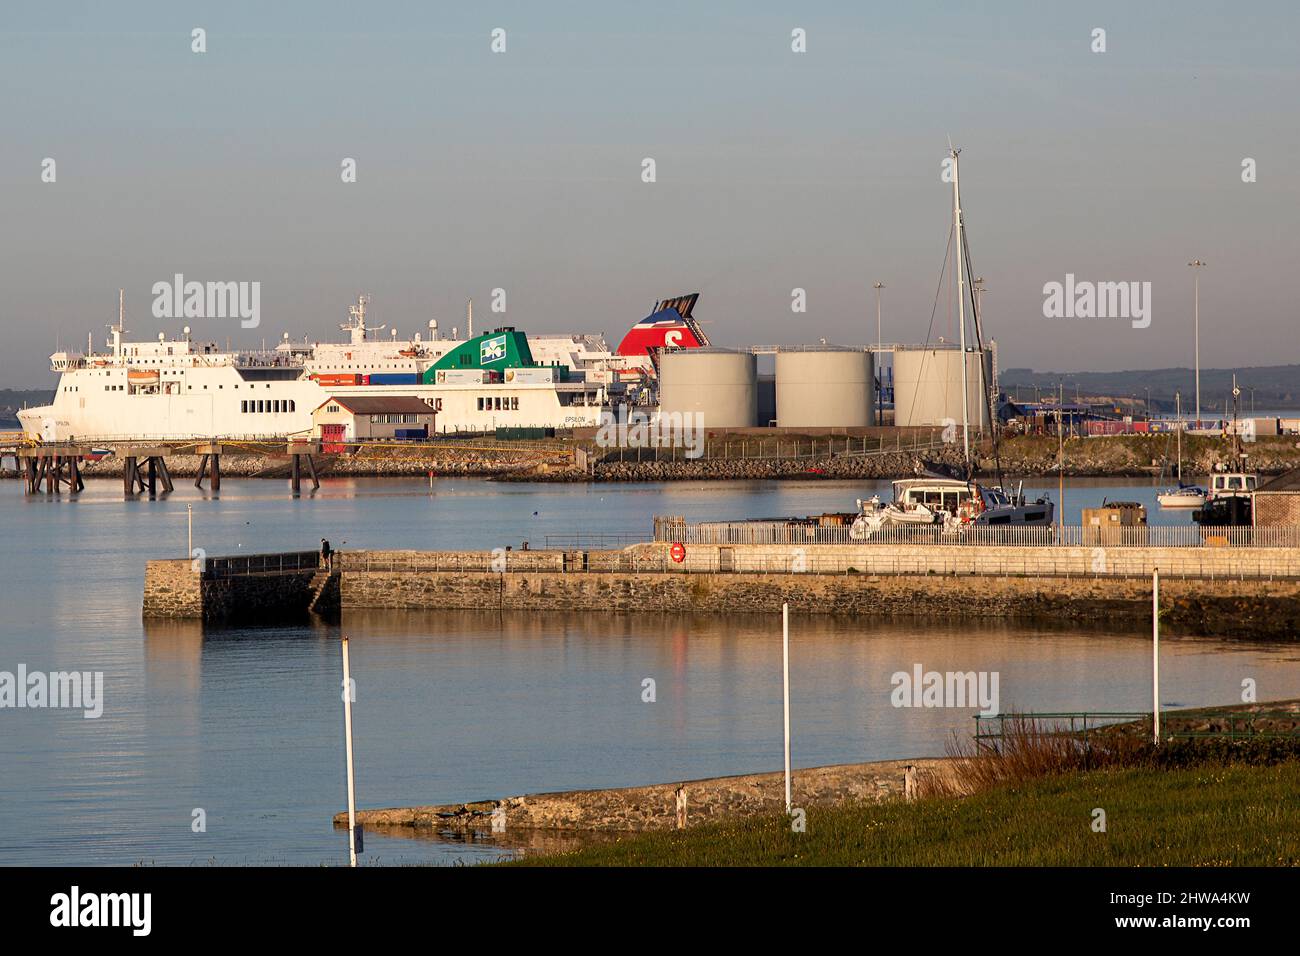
{"left": 289, "top": 400, "right": 295, "bottom": 412}
{"left": 477, "top": 397, "right": 484, "bottom": 411}
{"left": 241, "top": 401, "right": 248, "bottom": 413}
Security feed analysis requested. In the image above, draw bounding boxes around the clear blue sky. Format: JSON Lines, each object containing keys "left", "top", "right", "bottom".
{"left": 2, "top": 1, "right": 1297, "bottom": 385}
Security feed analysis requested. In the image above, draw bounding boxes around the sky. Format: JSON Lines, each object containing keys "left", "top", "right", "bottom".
{"left": 1, "top": 1, "right": 1297, "bottom": 386}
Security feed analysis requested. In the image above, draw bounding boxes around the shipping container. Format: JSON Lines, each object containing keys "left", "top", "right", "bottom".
{"left": 495, "top": 426, "right": 555, "bottom": 440}
{"left": 312, "top": 373, "right": 362, "bottom": 386}
{"left": 367, "top": 373, "right": 421, "bottom": 385}
{"left": 393, "top": 427, "right": 428, "bottom": 440}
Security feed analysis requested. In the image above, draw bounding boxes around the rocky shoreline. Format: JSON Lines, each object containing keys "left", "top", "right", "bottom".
{"left": 6, "top": 433, "right": 1299, "bottom": 483}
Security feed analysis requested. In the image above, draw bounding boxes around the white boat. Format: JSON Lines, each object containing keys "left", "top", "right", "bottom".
{"left": 1208, "top": 472, "right": 1257, "bottom": 499}
{"left": 851, "top": 478, "right": 1054, "bottom": 539}
{"left": 1156, "top": 397, "right": 1207, "bottom": 508}
{"left": 1156, "top": 485, "right": 1208, "bottom": 508}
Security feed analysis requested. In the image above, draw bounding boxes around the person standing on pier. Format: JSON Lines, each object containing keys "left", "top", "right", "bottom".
{"left": 320, "top": 538, "right": 333, "bottom": 571}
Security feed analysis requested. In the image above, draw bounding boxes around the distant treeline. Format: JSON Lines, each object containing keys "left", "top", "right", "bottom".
{"left": 0, "top": 388, "right": 53, "bottom": 425}
{"left": 1001, "top": 366, "right": 1300, "bottom": 411}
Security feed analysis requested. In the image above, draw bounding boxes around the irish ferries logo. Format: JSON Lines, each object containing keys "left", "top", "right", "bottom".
{"left": 480, "top": 334, "right": 507, "bottom": 364}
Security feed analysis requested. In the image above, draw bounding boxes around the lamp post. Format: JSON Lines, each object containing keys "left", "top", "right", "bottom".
{"left": 1188, "top": 259, "right": 1206, "bottom": 426}
{"left": 873, "top": 281, "right": 885, "bottom": 426}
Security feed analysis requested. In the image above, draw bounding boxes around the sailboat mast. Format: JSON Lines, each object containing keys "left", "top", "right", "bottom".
{"left": 1175, "top": 392, "right": 1182, "bottom": 483}
{"left": 952, "top": 147, "right": 971, "bottom": 465}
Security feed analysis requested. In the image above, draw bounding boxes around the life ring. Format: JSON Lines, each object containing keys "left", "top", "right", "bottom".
{"left": 670, "top": 542, "right": 686, "bottom": 563}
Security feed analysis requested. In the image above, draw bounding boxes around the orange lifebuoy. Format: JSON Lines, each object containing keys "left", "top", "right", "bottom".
{"left": 670, "top": 542, "right": 686, "bottom": 563}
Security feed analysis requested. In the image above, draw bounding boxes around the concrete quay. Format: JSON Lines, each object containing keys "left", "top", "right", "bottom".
{"left": 142, "top": 543, "right": 1300, "bottom": 637}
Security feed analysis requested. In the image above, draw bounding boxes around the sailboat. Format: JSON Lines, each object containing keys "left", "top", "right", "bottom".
{"left": 1157, "top": 393, "right": 1208, "bottom": 508}
{"left": 851, "top": 146, "right": 1054, "bottom": 540}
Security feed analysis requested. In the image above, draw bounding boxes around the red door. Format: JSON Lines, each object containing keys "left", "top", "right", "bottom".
{"left": 321, "top": 423, "right": 346, "bottom": 453}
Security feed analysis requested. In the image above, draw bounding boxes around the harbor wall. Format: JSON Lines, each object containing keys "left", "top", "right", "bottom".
{"left": 144, "top": 546, "right": 1300, "bottom": 637}
{"left": 338, "top": 566, "right": 1300, "bottom": 636}
{"left": 143, "top": 558, "right": 324, "bottom": 621}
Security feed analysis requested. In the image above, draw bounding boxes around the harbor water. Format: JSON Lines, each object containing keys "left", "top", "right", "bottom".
{"left": 3, "top": 476, "right": 1298, "bottom": 866}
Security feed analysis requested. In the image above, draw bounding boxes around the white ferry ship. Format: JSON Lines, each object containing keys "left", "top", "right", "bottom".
{"left": 19, "top": 292, "right": 700, "bottom": 443}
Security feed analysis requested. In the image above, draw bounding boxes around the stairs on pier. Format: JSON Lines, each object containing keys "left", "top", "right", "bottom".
{"left": 307, "top": 569, "right": 339, "bottom": 614}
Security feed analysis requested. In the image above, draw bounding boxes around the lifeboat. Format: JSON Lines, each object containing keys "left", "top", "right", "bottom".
{"left": 127, "top": 369, "right": 160, "bottom": 385}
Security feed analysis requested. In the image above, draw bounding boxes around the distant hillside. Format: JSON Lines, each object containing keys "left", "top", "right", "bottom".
{"left": 1000, "top": 366, "right": 1300, "bottom": 411}
{"left": 0, "top": 388, "right": 52, "bottom": 426}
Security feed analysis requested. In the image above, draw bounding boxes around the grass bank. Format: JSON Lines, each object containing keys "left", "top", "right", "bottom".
{"left": 504, "top": 762, "right": 1300, "bottom": 866}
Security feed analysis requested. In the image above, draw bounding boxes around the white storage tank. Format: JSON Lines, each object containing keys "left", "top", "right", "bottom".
{"left": 658, "top": 349, "right": 757, "bottom": 428}
{"left": 893, "top": 346, "right": 992, "bottom": 428}
{"left": 775, "top": 348, "right": 873, "bottom": 428}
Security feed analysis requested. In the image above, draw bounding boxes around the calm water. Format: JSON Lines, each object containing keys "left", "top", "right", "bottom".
{"left": 2, "top": 475, "right": 1298, "bottom": 867}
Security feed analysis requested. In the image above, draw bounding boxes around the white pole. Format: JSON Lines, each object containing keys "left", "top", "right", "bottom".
{"left": 187, "top": 503, "right": 192, "bottom": 557}
{"left": 782, "top": 602, "right": 792, "bottom": 814}
{"left": 342, "top": 636, "right": 358, "bottom": 866}
{"left": 1189, "top": 260, "right": 1205, "bottom": 426}
{"left": 874, "top": 281, "right": 884, "bottom": 426}
{"left": 952, "top": 149, "right": 971, "bottom": 462}
{"left": 1152, "top": 568, "right": 1161, "bottom": 745}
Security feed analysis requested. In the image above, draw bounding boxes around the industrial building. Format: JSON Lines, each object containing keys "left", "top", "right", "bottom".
{"left": 892, "top": 345, "right": 993, "bottom": 429}
{"left": 311, "top": 395, "right": 436, "bottom": 443}
{"left": 1253, "top": 469, "right": 1300, "bottom": 526}
{"left": 774, "top": 348, "right": 874, "bottom": 428}
{"left": 658, "top": 349, "right": 757, "bottom": 428}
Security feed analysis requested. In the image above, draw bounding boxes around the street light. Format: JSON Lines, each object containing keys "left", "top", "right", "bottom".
{"left": 1188, "top": 259, "right": 1206, "bottom": 426}
{"left": 873, "top": 281, "right": 885, "bottom": 425}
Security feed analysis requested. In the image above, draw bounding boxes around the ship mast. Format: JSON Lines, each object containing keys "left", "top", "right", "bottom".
{"left": 952, "top": 147, "right": 971, "bottom": 467}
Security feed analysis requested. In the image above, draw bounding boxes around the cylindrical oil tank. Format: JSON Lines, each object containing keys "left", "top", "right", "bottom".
{"left": 775, "top": 348, "right": 873, "bottom": 428}
{"left": 892, "top": 346, "right": 992, "bottom": 428}
{"left": 658, "top": 349, "right": 757, "bottom": 427}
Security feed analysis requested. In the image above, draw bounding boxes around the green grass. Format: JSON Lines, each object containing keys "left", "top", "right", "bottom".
{"left": 503, "top": 763, "right": 1300, "bottom": 866}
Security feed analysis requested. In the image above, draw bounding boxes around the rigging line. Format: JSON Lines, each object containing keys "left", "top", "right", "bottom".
{"left": 904, "top": 219, "right": 956, "bottom": 449}
{"left": 961, "top": 226, "right": 998, "bottom": 486}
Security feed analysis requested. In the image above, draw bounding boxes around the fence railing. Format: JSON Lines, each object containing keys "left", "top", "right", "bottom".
{"left": 323, "top": 548, "right": 1300, "bottom": 579}
{"left": 973, "top": 710, "right": 1300, "bottom": 750}
{"left": 652, "top": 517, "right": 1300, "bottom": 549}
{"left": 594, "top": 434, "right": 950, "bottom": 464}
{"left": 204, "top": 551, "right": 322, "bottom": 578}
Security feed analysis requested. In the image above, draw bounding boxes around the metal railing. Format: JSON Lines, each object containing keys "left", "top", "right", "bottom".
{"left": 973, "top": 710, "right": 1300, "bottom": 750}
{"left": 195, "top": 543, "right": 1300, "bottom": 581}
{"left": 544, "top": 533, "right": 647, "bottom": 549}
{"left": 652, "top": 517, "right": 1300, "bottom": 549}
{"left": 594, "top": 434, "right": 949, "bottom": 464}
{"left": 204, "top": 551, "right": 322, "bottom": 578}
